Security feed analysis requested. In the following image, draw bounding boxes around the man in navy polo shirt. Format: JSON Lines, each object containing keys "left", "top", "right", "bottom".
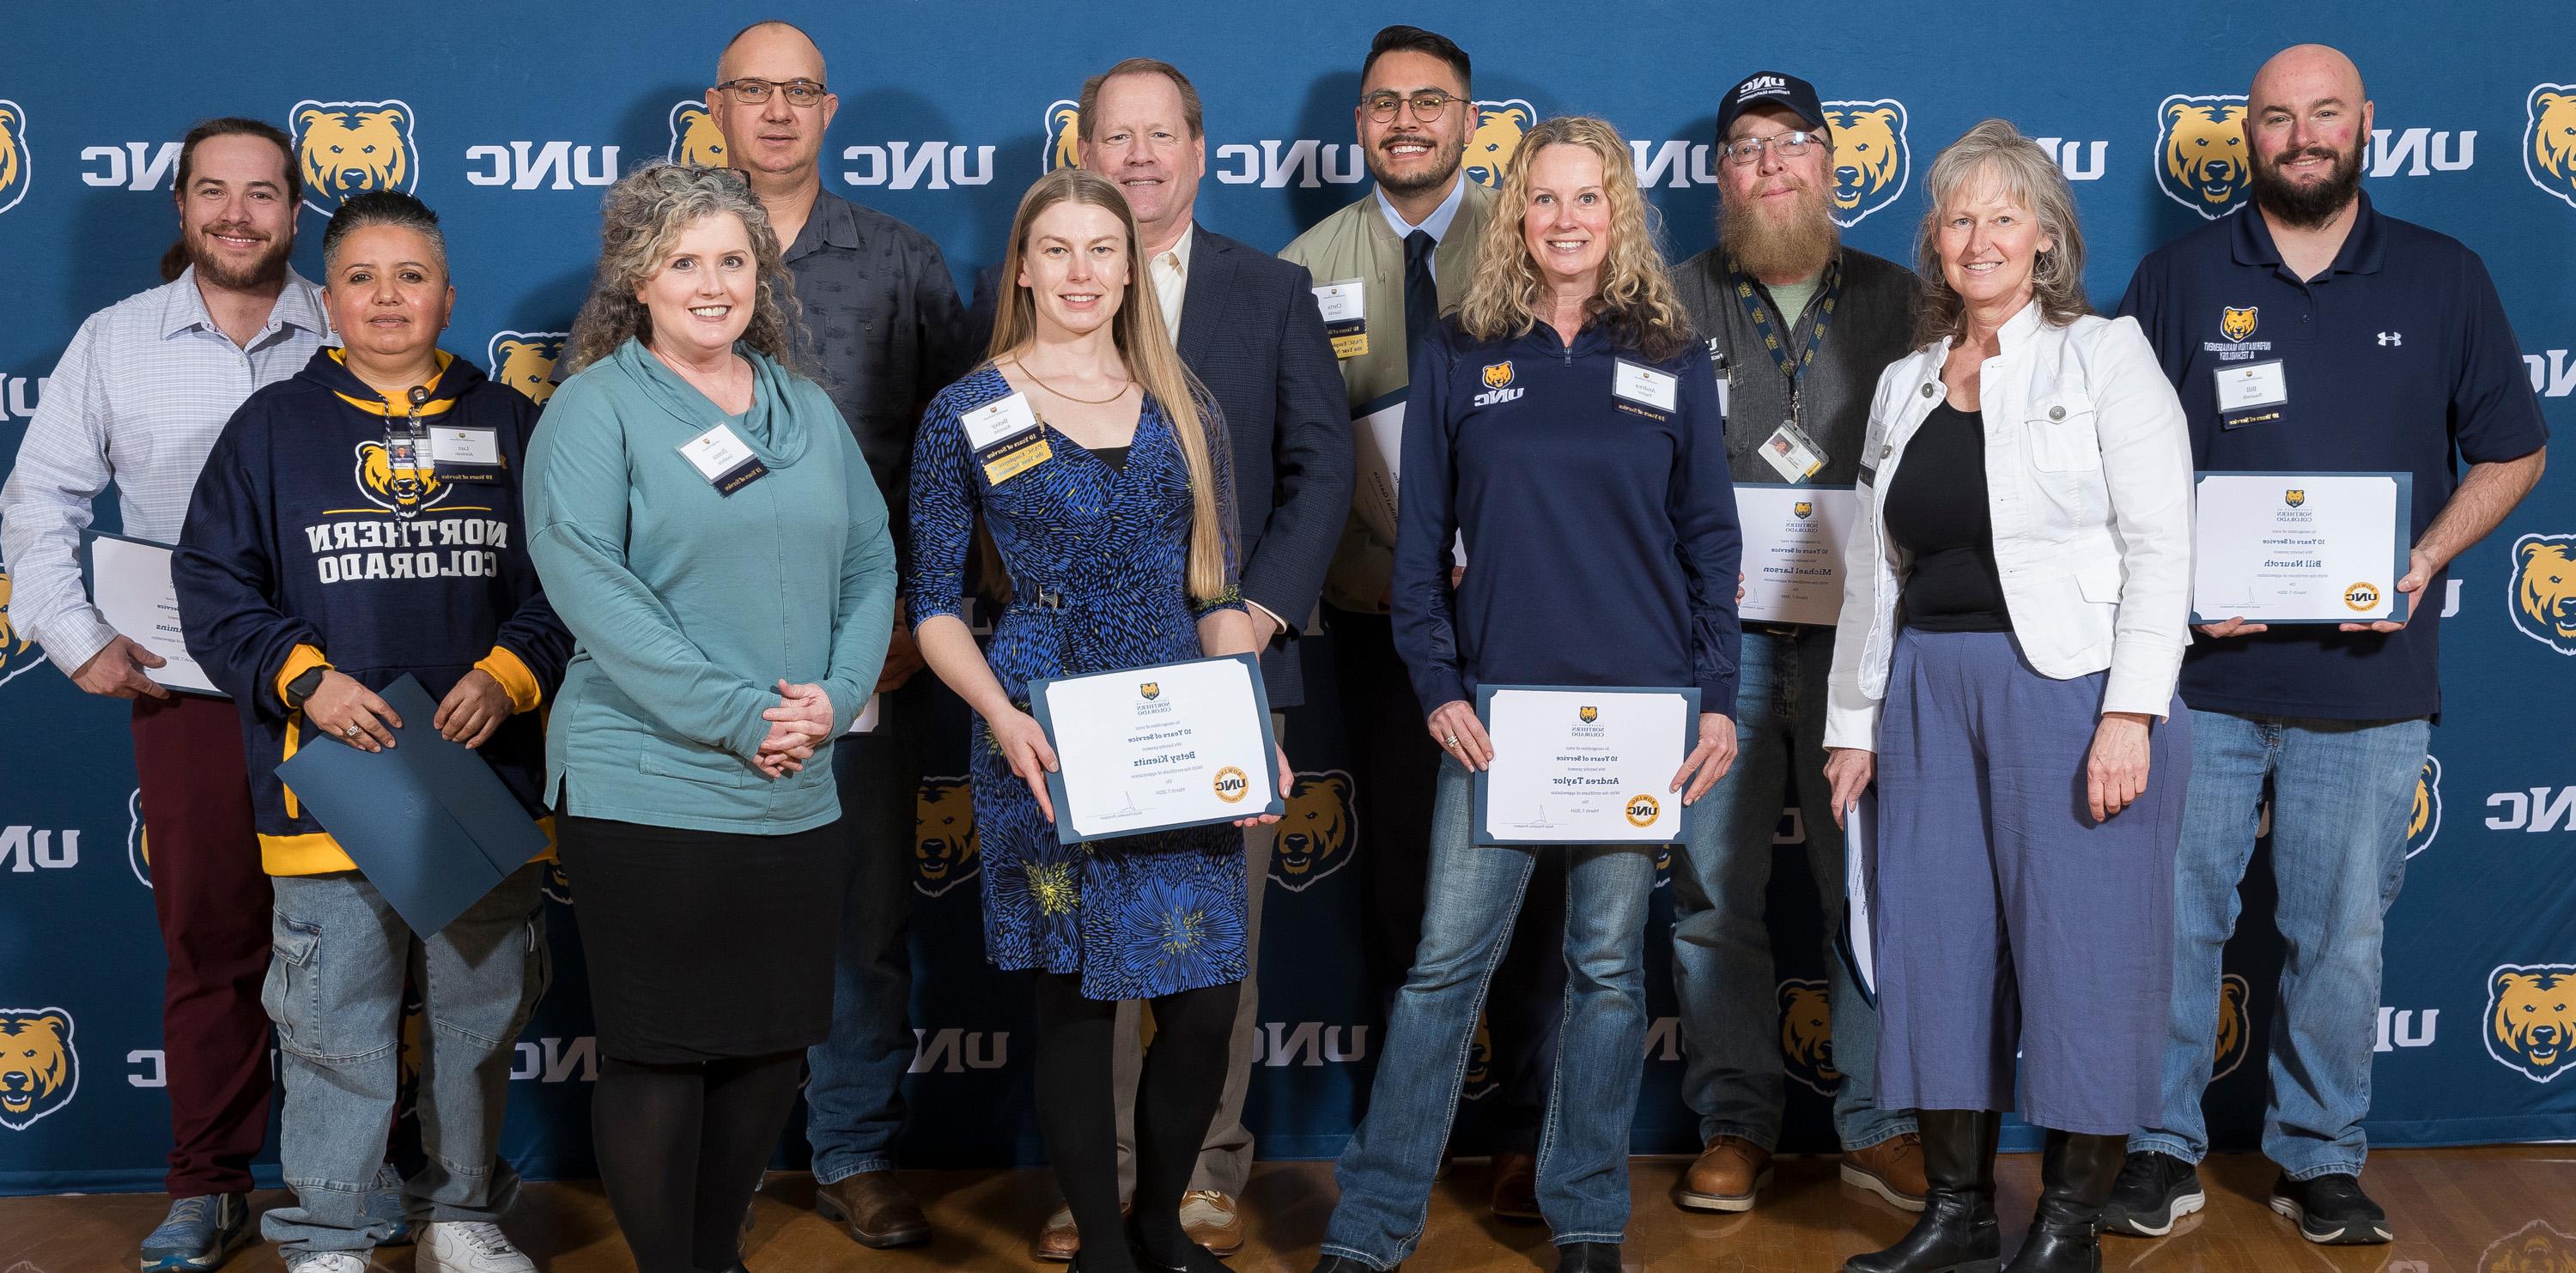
{"left": 2105, "top": 44, "right": 2547, "bottom": 1246}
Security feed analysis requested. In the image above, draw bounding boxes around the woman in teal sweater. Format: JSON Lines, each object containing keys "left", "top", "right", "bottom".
{"left": 524, "top": 161, "right": 894, "bottom": 1273}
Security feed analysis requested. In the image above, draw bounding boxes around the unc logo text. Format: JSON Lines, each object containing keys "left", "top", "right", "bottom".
{"left": 0, "top": 100, "right": 28, "bottom": 217}
{"left": 0, "top": 827, "right": 78, "bottom": 874}
{"left": 2155, "top": 94, "right": 2251, "bottom": 218}
{"left": 81, "top": 142, "right": 182, "bottom": 191}
{"left": 844, "top": 140, "right": 997, "bottom": 191}
{"left": 290, "top": 99, "right": 418, "bottom": 216}
{"left": 1, "top": 373, "right": 44, "bottom": 421}
{"left": 465, "top": 142, "right": 619, "bottom": 191}
{"left": 2528, "top": 349, "right": 2576, "bottom": 398}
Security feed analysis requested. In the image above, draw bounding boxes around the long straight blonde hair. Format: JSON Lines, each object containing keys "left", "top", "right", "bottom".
{"left": 987, "top": 168, "right": 1231, "bottom": 603}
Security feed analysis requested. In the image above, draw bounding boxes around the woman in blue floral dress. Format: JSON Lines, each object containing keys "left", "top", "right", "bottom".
{"left": 906, "top": 167, "right": 1286, "bottom": 1273}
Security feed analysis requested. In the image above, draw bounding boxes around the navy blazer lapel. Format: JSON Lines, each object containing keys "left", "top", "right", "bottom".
{"left": 1176, "top": 224, "right": 1230, "bottom": 367}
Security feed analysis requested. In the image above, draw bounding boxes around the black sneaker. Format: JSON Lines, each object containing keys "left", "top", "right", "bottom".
{"left": 2100, "top": 1150, "right": 2204, "bottom": 1238}
{"left": 2269, "top": 1172, "right": 2391, "bottom": 1245}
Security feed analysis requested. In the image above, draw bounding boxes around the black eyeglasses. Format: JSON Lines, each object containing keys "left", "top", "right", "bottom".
{"left": 1363, "top": 90, "right": 1464, "bottom": 124}
{"left": 714, "top": 77, "right": 829, "bottom": 107}
{"left": 1717, "top": 130, "right": 1826, "bottom": 166}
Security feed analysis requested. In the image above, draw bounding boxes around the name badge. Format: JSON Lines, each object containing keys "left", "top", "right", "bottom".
{"left": 677, "top": 422, "right": 769, "bottom": 495}
{"left": 1706, "top": 339, "right": 1733, "bottom": 417}
{"left": 1758, "top": 419, "right": 1827, "bottom": 482}
{"left": 1315, "top": 278, "right": 1368, "bottom": 359}
{"left": 961, "top": 391, "right": 1054, "bottom": 486}
{"left": 428, "top": 426, "right": 501, "bottom": 466}
{"left": 2216, "top": 358, "right": 2289, "bottom": 430}
{"left": 1613, "top": 360, "right": 1678, "bottom": 413}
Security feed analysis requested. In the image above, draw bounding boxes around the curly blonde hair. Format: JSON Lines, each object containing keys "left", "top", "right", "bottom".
{"left": 1456, "top": 115, "right": 1692, "bottom": 361}
{"left": 1911, "top": 118, "right": 2093, "bottom": 348}
{"left": 565, "top": 161, "right": 808, "bottom": 375}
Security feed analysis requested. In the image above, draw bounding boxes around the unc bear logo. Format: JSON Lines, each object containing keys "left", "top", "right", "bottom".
{"left": 2220, "top": 306, "right": 2260, "bottom": 342}
{"left": 127, "top": 788, "right": 151, "bottom": 889}
{"left": 2155, "top": 95, "right": 2251, "bottom": 218}
{"left": 1820, "top": 100, "right": 1910, "bottom": 227}
{"left": 1778, "top": 979, "right": 1841, "bottom": 1095}
{"left": 1465, "top": 100, "right": 1534, "bottom": 189}
{"left": 1042, "top": 100, "right": 1082, "bottom": 173}
{"left": 487, "top": 331, "right": 567, "bottom": 406}
{"left": 0, "top": 1008, "right": 79, "bottom": 1131}
{"left": 2407, "top": 755, "right": 2443, "bottom": 858}
{"left": 2212, "top": 973, "right": 2251, "bottom": 1079}
{"left": 290, "top": 100, "right": 417, "bottom": 217}
{"left": 914, "top": 776, "right": 981, "bottom": 898}
{"left": 2480, "top": 1219, "right": 2576, "bottom": 1273}
{"left": 668, "top": 100, "right": 726, "bottom": 167}
{"left": 0, "top": 567, "right": 41, "bottom": 689}
{"left": 1459, "top": 1009, "right": 1498, "bottom": 1100}
{"left": 1483, "top": 361, "right": 1514, "bottom": 390}
{"left": 2486, "top": 964, "right": 2576, "bottom": 1083}
{"left": 1267, "top": 770, "right": 1355, "bottom": 894}
{"left": 354, "top": 439, "right": 448, "bottom": 516}
{"left": 2526, "top": 85, "right": 2576, "bottom": 210}
{"left": 1139, "top": 682, "right": 1160, "bottom": 700}
{"left": 2512, "top": 533, "right": 2576, "bottom": 654}
{"left": 0, "top": 100, "right": 30, "bottom": 218}
{"left": 2284, "top": 488, "right": 2306, "bottom": 508}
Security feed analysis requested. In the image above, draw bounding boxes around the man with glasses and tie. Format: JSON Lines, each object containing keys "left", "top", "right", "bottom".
{"left": 1279, "top": 25, "right": 1571, "bottom": 1226}
{"left": 699, "top": 19, "right": 973, "bottom": 1253}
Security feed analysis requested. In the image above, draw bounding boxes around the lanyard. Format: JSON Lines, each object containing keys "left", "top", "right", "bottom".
{"left": 384, "top": 385, "right": 433, "bottom": 519}
{"left": 1728, "top": 253, "right": 1842, "bottom": 421}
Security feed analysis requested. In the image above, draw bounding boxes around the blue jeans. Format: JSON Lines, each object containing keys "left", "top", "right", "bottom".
{"left": 2132, "top": 711, "right": 2426, "bottom": 1178}
{"left": 805, "top": 675, "right": 929, "bottom": 1183}
{"left": 1321, "top": 758, "right": 1663, "bottom": 1266}
{"left": 1668, "top": 627, "right": 1913, "bottom": 1151}
{"left": 260, "top": 865, "right": 547, "bottom": 1255}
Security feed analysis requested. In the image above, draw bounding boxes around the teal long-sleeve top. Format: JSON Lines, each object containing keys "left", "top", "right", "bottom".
{"left": 525, "top": 338, "right": 896, "bottom": 835}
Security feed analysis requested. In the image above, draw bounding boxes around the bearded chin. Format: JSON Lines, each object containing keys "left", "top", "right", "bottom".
{"left": 2252, "top": 148, "right": 2364, "bottom": 229}
{"left": 1369, "top": 148, "right": 1462, "bottom": 198}
{"left": 189, "top": 235, "right": 293, "bottom": 291}
{"left": 1720, "top": 187, "right": 1838, "bottom": 281}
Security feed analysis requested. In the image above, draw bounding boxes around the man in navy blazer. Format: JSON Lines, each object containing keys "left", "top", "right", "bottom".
{"left": 969, "top": 57, "right": 1350, "bottom": 1261}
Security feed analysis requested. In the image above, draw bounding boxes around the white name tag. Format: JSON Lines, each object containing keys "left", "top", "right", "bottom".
{"left": 428, "top": 426, "right": 500, "bottom": 465}
{"left": 961, "top": 391, "right": 1042, "bottom": 451}
{"left": 2216, "top": 359, "right": 2289, "bottom": 412}
{"left": 1312, "top": 278, "right": 1365, "bottom": 324}
{"left": 1613, "top": 360, "right": 1678, "bottom": 412}
{"left": 677, "top": 422, "right": 768, "bottom": 494}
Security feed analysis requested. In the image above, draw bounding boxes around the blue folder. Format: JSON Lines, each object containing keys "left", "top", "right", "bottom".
{"left": 275, "top": 674, "right": 550, "bottom": 937}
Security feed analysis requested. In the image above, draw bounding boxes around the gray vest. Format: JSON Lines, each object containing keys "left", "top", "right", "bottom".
{"left": 1673, "top": 245, "right": 1922, "bottom": 487}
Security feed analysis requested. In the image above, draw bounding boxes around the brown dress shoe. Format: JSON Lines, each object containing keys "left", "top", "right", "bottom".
{"left": 1178, "top": 1190, "right": 1244, "bottom": 1257}
{"left": 814, "top": 1172, "right": 931, "bottom": 1248}
{"left": 1491, "top": 1151, "right": 1542, "bottom": 1221}
{"left": 1675, "top": 1136, "right": 1772, "bottom": 1212}
{"left": 1032, "top": 1200, "right": 1130, "bottom": 1261}
{"left": 1841, "top": 1133, "right": 1930, "bottom": 1212}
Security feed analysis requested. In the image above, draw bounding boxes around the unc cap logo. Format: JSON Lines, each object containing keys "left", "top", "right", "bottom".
{"left": 2525, "top": 84, "right": 2576, "bottom": 210}
{"left": 1267, "top": 770, "right": 1356, "bottom": 894}
{"left": 487, "top": 331, "right": 567, "bottom": 406}
{"left": 2221, "top": 306, "right": 2260, "bottom": 342}
{"left": 1042, "top": 99, "right": 1082, "bottom": 173}
{"left": 668, "top": 100, "right": 726, "bottom": 167}
{"left": 353, "top": 439, "right": 448, "bottom": 516}
{"left": 2479, "top": 1219, "right": 2576, "bottom": 1273}
{"left": 2485, "top": 963, "right": 2576, "bottom": 1083}
{"left": 2155, "top": 94, "right": 2251, "bottom": 218}
{"left": 290, "top": 100, "right": 418, "bottom": 217}
{"left": 1466, "top": 99, "right": 1536, "bottom": 189}
{"left": 2211, "top": 973, "right": 2251, "bottom": 1079}
{"left": 0, "top": 564, "right": 42, "bottom": 690}
{"left": 1778, "top": 979, "right": 1841, "bottom": 1095}
{"left": 1482, "top": 361, "right": 1514, "bottom": 390}
{"left": 2407, "top": 755, "right": 2443, "bottom": 858}
{"left": 2511, "top": 532, "right": 2576, "bottom": 654}
{"left": 0, "top": 100, "right": 30, "bottom": 218}
{"left": 0, "top": 1007, "right": 79, "bottom": 1131}
{"left": 1821, "top": 100, "right": 1909, "bottom": 227}
{"left": 914, "top": 776, "right": 982, "bottom": 898}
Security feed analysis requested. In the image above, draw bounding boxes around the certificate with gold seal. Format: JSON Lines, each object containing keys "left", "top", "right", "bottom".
{"left": 2190, "top": 472, "right": 2413, "bottom": 625}
{"left": 1029, "top": 652, "right": 1284, "bottom": 846}
{"left": 1473, "top": 684, "right": 1698, "bottom": 846}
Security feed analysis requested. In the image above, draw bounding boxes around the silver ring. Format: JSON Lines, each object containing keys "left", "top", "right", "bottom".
{"left": 1444, "top": 734, "right": 1461, "bottom": 748}
{"left": 343, "top": 724, "right": 361, "bottom": 738}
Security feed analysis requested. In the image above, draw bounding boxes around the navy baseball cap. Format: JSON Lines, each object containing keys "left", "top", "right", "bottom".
{"left": 1716, "top": 70, "right": 1827, "bottom": 142}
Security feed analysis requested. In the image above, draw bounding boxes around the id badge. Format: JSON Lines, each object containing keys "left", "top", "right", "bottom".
{"left": 1612, "top": 359, "right": 1678, "bottom": 415}
{"left": 1758, "top": 417, "right": 1827, "bottom": 482}
{"left": 1315, "top": 278, "right": 1367, "bottom": 359}
{"left": 428, "top": 426, "right": 501, "bottom": 481}
{"left": 677, "top": 422, "right": 769, "bottom": 495}
{"left": 961, "top": 391, "right": 1054, "bottom": 486}
{"left": 2216, "top": 358, "right": 2288, "bottom": 430}
{"left": 1706, "top": 339, "right": 1733, "bottom": 417}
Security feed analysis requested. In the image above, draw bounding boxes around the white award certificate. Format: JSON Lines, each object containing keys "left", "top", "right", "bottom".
{"left": 1473, "top": 685, "right": 1698, "bottom": 846}
{"left": 1030, "top": 652, "right": 1283, "bottom": 846}
{"left": 1735, "top": 484, "right": 1858, "bottom": 626}
{"left": 1352, "top": 390, "right": 1406, "bottom": 548}
{"left": 84, "top": 532, "right": 225, "bottom": 697}
{"left": 2190, "top": 472, "right": 2413, "bottom": 625}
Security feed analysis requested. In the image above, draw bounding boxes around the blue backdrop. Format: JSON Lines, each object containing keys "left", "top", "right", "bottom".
{"left": 3, "top": 0, "right": 2573, "bottom": 1194}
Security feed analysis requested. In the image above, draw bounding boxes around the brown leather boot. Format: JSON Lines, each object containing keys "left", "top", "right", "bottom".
{"left": 1676, "top": 1136, "right": 1773, "bottom": 1212}
{"left": 1844, "top": 1133, "right": 1931, "bottom": 1212}
{"left": 1491, "top": 1152, "right": 1541, "bottom": 1221}
{"left": 1178, "top": 1190, "right": 1244, "bottom": 1257}
{"left": 813, "top": 1172, "right": 931, "bottom": 1249}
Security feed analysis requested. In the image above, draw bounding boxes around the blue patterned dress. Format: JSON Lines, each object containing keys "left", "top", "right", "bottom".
{"left": 908, "top": 365, "right": 1251, "bottom": 1001}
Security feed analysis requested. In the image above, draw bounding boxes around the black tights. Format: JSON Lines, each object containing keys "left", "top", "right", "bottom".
{"left": 592, "top": 1050, "right": 805, "bottom": 1273}
{"left": 1032, "top": 973, "right": 1242, "bottom": 1273}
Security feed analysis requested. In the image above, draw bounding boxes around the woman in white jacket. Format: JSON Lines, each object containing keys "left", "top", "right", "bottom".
{"left": 1823, "top": 120, "right": 2194, "bottom": 1273}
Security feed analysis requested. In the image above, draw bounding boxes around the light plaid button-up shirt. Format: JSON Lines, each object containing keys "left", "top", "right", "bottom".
{"left": 0, "top": 266, "right": 329, "bottom": 678}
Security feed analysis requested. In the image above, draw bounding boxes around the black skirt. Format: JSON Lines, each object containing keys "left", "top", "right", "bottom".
{"left": 556, "top": 812, "right": 853, "bottom": 1064}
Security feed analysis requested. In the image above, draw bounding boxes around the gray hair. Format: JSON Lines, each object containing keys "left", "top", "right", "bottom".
{"left": 321, "top": 190, "right": 447, "bottom": 277}
{"left": 565, "top": 161, "right": 807, "bottom": 375}
{"left": 1911, "top": 118, "right": 2091, "bottom": 348}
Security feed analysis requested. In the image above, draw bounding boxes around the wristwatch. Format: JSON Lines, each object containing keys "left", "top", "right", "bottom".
{"left": 283, "top": 665, "right": 330, "bottom": 711}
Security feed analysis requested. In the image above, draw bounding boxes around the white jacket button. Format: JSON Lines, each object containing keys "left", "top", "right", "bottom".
{"left": 1880, "top": 444, "right": 1893, "bottom": 458}
{"left": 2050, "top": 404, "right": 2066, "bottom": 421}
{"left": 1921, "top": 383, "right": 1936, "bottom": 397}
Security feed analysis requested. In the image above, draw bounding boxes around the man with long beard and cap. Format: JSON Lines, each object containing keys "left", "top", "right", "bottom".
{"left": 1279, "top": 24, "right": 1571, "bottom": 1226}
{"left": 2104, "top": 44, "right": 2545, "bottom": 1246}
{"left": 1664, "top": 70, "right": 1928, "bottom": 1217}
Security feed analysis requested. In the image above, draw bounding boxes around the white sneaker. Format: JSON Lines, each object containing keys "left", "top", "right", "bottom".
{"left": 285, "top": 1255, "right": 369, "bottom": 1273}
{"left": 416, "top": 1221, "right": 537, "bottom": 1273}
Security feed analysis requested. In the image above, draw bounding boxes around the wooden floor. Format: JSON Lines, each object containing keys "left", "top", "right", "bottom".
{"left": 6, "top": 1148, "right": 2572, "bottom": 1271}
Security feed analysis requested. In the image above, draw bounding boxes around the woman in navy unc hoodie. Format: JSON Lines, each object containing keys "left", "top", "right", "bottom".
{"left": 175, "top": 191, "right": 566, "bottom": 1273}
